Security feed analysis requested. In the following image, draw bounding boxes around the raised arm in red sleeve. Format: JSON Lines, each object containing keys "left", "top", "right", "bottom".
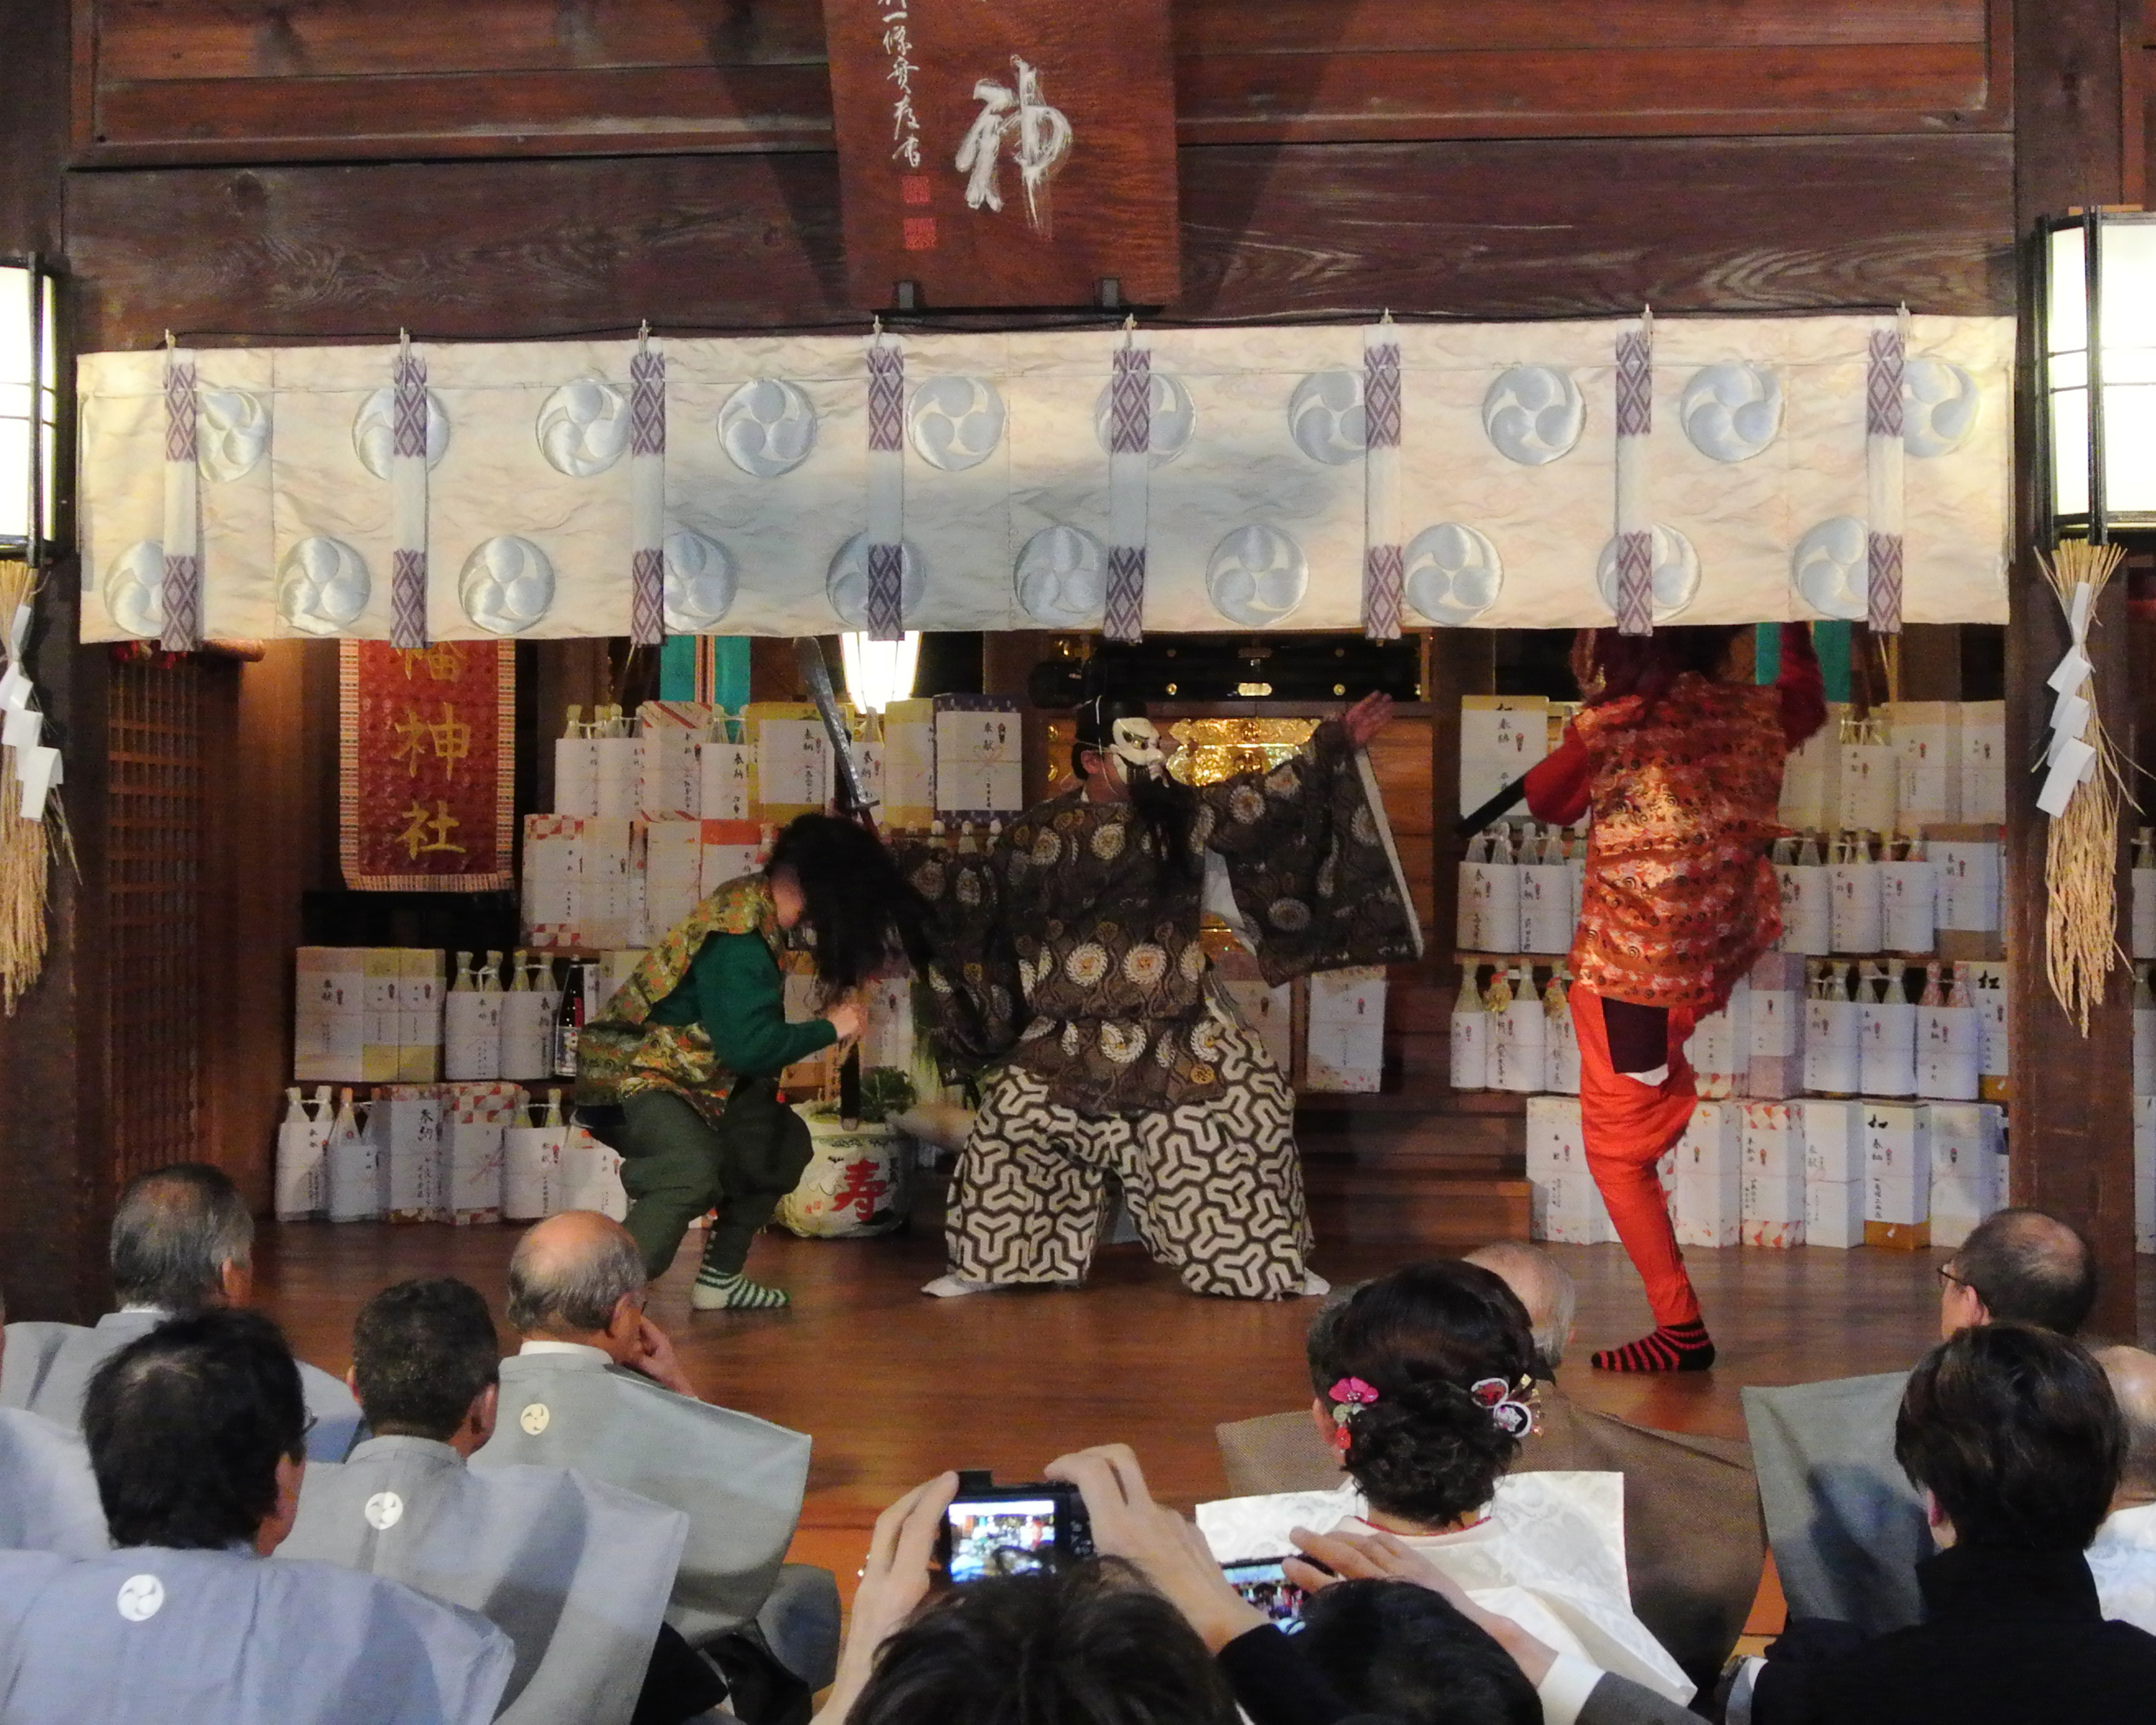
{"left": 1524, "top": 724, "right": 1591, "bottom": 826}
{"left": 1775, "top": 621, "right": 1827, "bottom": 750}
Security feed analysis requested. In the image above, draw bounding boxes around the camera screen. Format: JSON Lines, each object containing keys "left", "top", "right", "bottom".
{"left": 945, "top": 1498, "right": 1060, "bottom": 1583}
{"left": 1220, "top": 1558, "right": 1308, "bottom": 1624}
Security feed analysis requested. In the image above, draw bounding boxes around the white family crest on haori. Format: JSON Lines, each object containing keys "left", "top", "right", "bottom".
{"left": 72, "top": 317, "right": 2014, "bottom": 640}
{"left": 956, "top": 56, "right": 1072, "bottom": 234}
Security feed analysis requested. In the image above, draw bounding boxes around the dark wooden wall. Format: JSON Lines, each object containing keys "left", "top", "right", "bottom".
{"left": 5, "top": 0, "right": 2147, "bottom": 1318}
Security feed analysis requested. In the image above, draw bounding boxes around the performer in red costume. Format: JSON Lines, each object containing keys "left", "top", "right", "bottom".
{"left": 1525, "top": 623, "right": 1825, "bottom": 1372}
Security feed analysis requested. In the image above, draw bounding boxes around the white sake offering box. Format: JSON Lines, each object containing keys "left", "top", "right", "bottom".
{"left": 1865, "top": 1173, "right": 1927, "bottom": 1228}
{"left": 1929, "top": 1102, "right": 2003, "bottom": 1235}
{"left": 933, "top": 695, "right": 1024, "bottom": 821}
{"left": 1799, "top": 1098, "right": 1861, "bottom": 1182}
{"left": 1458, "top": 696, "right": 1551, "bottom": 819}
{"left": 1803, "top": 993, "right": 1860, "bottom": 1095}
{"left": 1775, "top": 854, "right": 1831, "bottom": 955}
{"left": 1891, "top": 703, "right": 1961, "bottom": 825}
{"left": 1305, "top": 968, "right": 1387, "bottom": 1093}
{"left": 1674, "top": 1170, "right": 1741, "bottom": 1248}
{"left": 1778, "top": 704, "right": 1844, "bottom": 830}
{"left": 592, "top": 735, "right": 642, "bottom": 819}
{"left": 373, "top": 1087, "right": 446, "bottom": 1223}
{"left": 1829, "top": 851, "right": 1883, "bottom": 953}
{"left": 637, "top": 818, "right": 706, "bottom": 944}
{"left": 1525, "top": 1095, "right": 1585, "bottom": 1181}
{"left": 1836, "top": 742, "right": 1899, "bottom": 833}
{"left": 553, "top": 732, "right": 599, "bottom": 816}
{"left": 1538, "top": 1169, "right": 1615, "bottom": 1246}
{"left": 1879, "top": 857, "right": 1938, "bottom": 955}
{"left": 1862, "top": 1100, "right": 1932, "bottom": 1188}
{"left": 880, "top": 697, "right": 937, "bottom": 829}
{"left": 1746, "top": 952, "right": 1806, "bottom": 1098}
{"left": 1806, "top": 1178, "right": 1864, "bottom": 1249}
{"left": 697, "top": 739, "right": 753, "bottom": 822}
{"left": 637, "top": 700, "right": 712, "bottom": 821}
{"left": 1959, "top": 702, "right": 2006, "bottom": 825}
{"left": 1933, "top": 835, "right": 2003, "bottom": 932}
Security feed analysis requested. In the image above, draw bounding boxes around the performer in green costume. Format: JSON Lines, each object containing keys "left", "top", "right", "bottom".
{"left": 578, "top": 814, "right": 934, "bottom": 1309}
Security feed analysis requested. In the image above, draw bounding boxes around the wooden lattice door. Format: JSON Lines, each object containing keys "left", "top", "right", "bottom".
{"left": 104, "top": 653, "right": 215, "bottom": 1182}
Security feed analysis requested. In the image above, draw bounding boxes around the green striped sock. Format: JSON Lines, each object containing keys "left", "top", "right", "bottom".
{"left": 691, "top": 1269, "right": 791, "bottom": 1311}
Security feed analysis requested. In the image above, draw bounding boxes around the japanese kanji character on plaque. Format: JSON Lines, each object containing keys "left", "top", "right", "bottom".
{"left": 819, "top": 0, "right": 1179, "bottom": 308}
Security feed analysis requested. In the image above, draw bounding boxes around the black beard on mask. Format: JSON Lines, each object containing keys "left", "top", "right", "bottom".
{"left": 1125, "top": 763, "right": 1199, "bottom": 878}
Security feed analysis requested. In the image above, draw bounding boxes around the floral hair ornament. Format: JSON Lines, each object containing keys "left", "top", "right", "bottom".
{"left": 1470, "top": 1375, "right": 1538, "bottom": 1439}
{"left": 1326, "top": 1377, "right": 1380, "bottom": 1457}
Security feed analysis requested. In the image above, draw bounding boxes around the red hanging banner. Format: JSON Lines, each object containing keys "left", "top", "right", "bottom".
{"left": 339, "top": 640, "right": 515, "bottom": 891}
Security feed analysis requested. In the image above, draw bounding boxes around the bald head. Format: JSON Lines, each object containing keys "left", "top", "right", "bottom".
{"left": 507, "top": 1211, "right": 647, "bottom": 1340}
{"left": 1945, "top": 1208, "right": 2097, "bottom": 1337}
{"left": 1466, "top": 1242, "right": 1578, "bottom": 1372}
{"left": 2098, "top": 1345, "right": 2156, "bottom": 1507}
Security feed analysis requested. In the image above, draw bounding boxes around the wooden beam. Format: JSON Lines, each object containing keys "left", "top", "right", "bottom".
{"left": 2008, "top": 0, "right": 2139, "bottom": 1336}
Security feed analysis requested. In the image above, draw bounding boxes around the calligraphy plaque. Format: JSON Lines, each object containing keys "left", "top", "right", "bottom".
{"left": 819, "top": 0, "right": 1180, "bottom": 308}
{"left": 339, "top": 640, "right": 516, "bottom": 891}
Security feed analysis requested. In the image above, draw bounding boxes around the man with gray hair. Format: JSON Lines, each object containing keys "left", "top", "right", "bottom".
{"left": 1213, "top": 1242, "right": 1762, "bottom": 1691}
{"left": 473, "top": 1209, "right": 837, "bottom": 1716}
{"left": 0, "top": 1163, "right": 361, "bottom": 1461}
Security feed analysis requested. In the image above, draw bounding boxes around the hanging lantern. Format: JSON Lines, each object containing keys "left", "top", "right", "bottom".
{"left": 0, "top": 256, "right": 57, "bottom": 559}
{"left": 840, "top": 630, "right": 920, "bottom": 713}
{"left": 2038, "top": 208, "right": 2156, "bottom": 543}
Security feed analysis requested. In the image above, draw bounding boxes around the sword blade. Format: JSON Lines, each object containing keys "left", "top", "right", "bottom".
{"left": 793, "top": 636, "right": 875, "bottom": 821}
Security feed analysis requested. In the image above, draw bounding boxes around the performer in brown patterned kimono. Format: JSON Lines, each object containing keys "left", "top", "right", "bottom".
{"left": 909, "top": 692, "right": 1422, "bottom": 1301}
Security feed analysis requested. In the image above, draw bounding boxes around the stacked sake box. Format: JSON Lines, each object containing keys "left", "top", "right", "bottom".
{"left": 1801, "top": 1099, "right": 1864, "bottom": 1248}
{"left": 1740, "top": 1101, "right": 1805, "bottom": 1246}
{"left": 1305, "top": 969, "right": 1389, "bottom": 1093}
{"left": 1670, "top": 1101, "right": 1741, "bottom": 1247}
{"left": 293, "top": 948, "right": 443, "bottom": 1084}
{"left": 2137, "top": 1099, "right": 2156, "bottom": 1256}
{"left": 522, "top": 816, "right": 637, "bottom": 950}
{"left": 1862, "top": 1101, "right": 1931, "bottom": 1247}
{"left": 1929, "top": 1103, "right": 2006, "bottom": 1248}
{"left": 1525, "top": 1095, "right": 1613, "bottom": 1244}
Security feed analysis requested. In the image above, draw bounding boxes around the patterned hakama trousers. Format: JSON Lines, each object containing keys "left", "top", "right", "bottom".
{"left": 946, "top": 1022, "right": 1313, "bottom": 1299}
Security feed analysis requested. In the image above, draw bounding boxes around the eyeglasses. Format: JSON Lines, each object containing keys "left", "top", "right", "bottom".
{"left": 1936, "top": 1265, "right": 1970, "bottom": 1293}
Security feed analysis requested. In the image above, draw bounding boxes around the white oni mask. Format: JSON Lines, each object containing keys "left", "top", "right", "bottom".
{"left": 1108, "top": 717, "right": 1167, "bottom": 779}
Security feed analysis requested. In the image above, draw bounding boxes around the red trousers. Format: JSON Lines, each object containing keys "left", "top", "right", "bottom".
{"left": 1569, "top": 982, "right": 1703, "bottom": 1330}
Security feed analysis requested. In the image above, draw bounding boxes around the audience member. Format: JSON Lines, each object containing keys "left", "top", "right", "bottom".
{"left": 1748, "top": 1323, "right": 2156, "bottom": 1723}
{"left": 0, "top": 1293, "right": 106, "bottom": 1558}
{"left": 1743, "top": 1206, "right": 2095, "bottom": 1633}
{"left": 2084, "top": 1343, "right": 2156, "bottom": 1633}
{"left": 278, "top": 1277, "right": 706, "bottom": 1725}
{"left": 1200, "top": 1259, "right": 1692, "bottom": 1703}
{"left": 1215, "top": 1241, "right": 1762, "bottom": 1686}
{"left": 0, "top": 1163, "right": 362, "bottom": 1461}
{"left": 0, "top": 1308, "right": 510, "bottom": 1724}
{"left": 1296, "top": 1577, "right": 1541, "bottom": 1725}
{"left": 472, "top": 1210, "right": 837, "bottom": 1709}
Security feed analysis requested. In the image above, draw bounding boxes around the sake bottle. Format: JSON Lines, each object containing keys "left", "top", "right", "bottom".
{"left": 450, "top": 951, "right": 475, "bottom": 993}
{"left": 543, "top": 1087, "right": 564, "bottom": 1128}
{"left": 507, "top": 948, "right": 529, "bottom": 992}
{"left": 481, "top": 950, "right": 503, "bottom": 994}
{"left": 550, "top": 962, "right": 586, "bottom": 1079}
{"left": 1449, "top": 961, "right": 1489, "bottom": 1091}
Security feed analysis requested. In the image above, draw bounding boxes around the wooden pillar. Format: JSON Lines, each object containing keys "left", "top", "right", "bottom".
{"left": 0, "top": 0, "right": 103, "bottom": 1323}
{"left": 2009, "top": 0, "right": 2140, "bottom": 1335}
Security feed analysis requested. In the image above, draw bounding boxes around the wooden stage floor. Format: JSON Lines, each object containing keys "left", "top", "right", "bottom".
{"left": 255, "top": 1221, "right": 2156, "bottom": 1605}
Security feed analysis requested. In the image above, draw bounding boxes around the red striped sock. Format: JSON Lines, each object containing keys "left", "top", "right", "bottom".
{"left": 1591, "top": 1320, "right": 1715, "bottom": 1374}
